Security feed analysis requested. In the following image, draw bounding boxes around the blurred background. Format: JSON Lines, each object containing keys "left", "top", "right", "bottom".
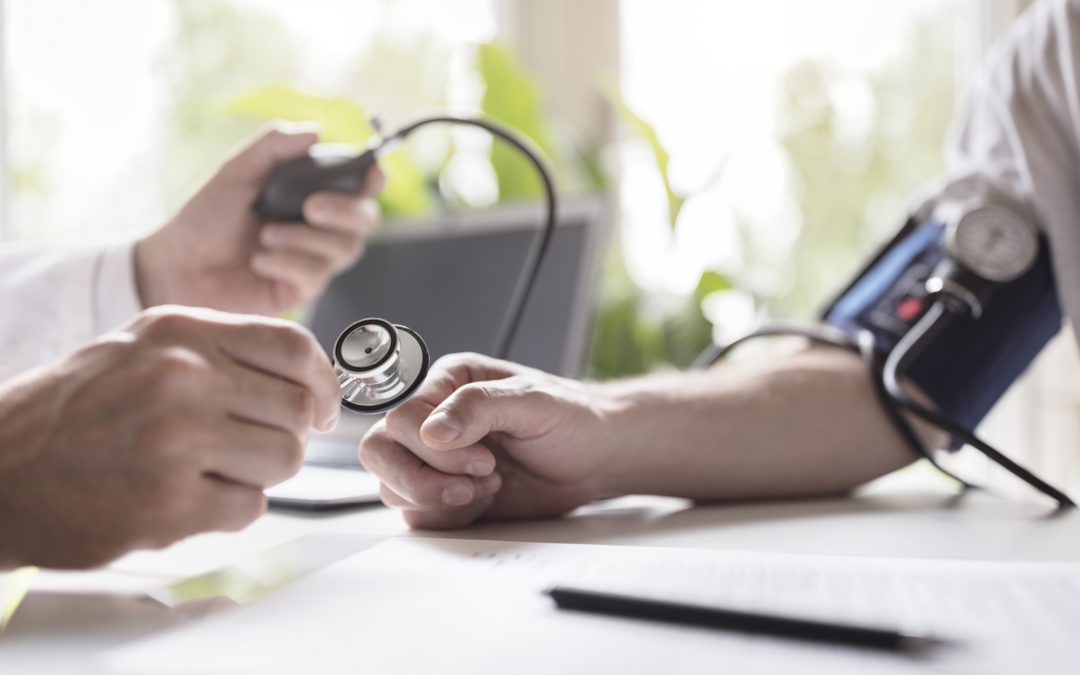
{"left": 0, "top": 0, "right": 1077, "bottom": 494}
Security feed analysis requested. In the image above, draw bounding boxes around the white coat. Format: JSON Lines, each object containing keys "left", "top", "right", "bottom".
{"left": 0, "top": 242, "right": 141, "bottom": 379}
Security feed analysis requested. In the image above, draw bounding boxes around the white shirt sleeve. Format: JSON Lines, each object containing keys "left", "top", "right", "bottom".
{"left": 0, "top": 241, "right": 144, "bottom": 380}
{"left": 922, "top": 0, "right": 1080, "bottom": 336}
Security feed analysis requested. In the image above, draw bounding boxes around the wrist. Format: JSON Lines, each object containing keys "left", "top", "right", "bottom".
{"left": 587, "top": 370, "right": 738, "bottom": 500}
{"left": 586, "top": 377, "right": 672, "bottom": 498}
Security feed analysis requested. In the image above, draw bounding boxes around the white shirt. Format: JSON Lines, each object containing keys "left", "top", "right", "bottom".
{"left": 927, "top": 0, "right": 1080, "bottom": 339}
{"left": 0, "top": 242, "right": 142, "bottom": 380}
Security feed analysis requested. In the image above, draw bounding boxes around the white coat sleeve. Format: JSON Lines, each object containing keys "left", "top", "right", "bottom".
{"left": 0, "top": 241, "right": 143, "bottom": 380}
{"left": 920, "top": 0, "right": 1080, "bottom": 337}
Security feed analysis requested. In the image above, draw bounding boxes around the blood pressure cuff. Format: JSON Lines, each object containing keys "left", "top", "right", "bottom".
{"left": 821, "top": 220, "right": 1062, "bottom": 429}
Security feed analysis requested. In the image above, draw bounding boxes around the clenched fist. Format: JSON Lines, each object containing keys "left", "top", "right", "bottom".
{"left": 359, "top": 353, "right": 617, "bottom": 530}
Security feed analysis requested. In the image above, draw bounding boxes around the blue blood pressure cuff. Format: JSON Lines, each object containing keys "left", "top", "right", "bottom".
{"left": 821, "top": 219, "right": 1063, "bottom": 429}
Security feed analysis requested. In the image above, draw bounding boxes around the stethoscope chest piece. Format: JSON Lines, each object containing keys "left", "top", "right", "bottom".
{"left": 333, "top": 318, "right": 430, "bottom": 414}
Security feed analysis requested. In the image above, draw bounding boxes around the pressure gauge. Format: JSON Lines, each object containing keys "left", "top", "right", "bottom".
{"left": 945, "top": 204, "right": 1038, "bottom": 282}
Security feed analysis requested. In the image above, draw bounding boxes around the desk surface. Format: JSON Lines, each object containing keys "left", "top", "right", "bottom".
{"left": 4, "top": 479, "right": 1080, "bottom": 672}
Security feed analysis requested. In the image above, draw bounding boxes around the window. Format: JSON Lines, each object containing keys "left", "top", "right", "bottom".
{"left": 2, "top": 0, "right": 497, "bottom": 242}
{"left": 618, "top": 0, "right": 977, "bottom": 323}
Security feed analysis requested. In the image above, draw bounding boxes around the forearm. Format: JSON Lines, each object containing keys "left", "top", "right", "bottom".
{"left": 0, "top": 366, "right": 56, "bottom": 570}
{"left": 595, "top": 347, "right": 940, "bottom": 501}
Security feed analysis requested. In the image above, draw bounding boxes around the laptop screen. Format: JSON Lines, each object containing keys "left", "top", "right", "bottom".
{"left": 307, "top": 197, "right": 607, "bottom": 378}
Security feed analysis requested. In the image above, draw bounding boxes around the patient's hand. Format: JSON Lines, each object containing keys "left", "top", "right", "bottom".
{"left": 135, "top": 125, "right": 385, "bottom": 315}
{"left": 359, "top": 353, "right": 618, "bottom": 529}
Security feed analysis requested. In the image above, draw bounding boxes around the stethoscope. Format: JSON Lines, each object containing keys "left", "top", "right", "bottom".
{"left": 253, "top": 116, "right": 557, "bottom": 414}
{"left": 331, "top": 317, "right": 429, "bottom": 414}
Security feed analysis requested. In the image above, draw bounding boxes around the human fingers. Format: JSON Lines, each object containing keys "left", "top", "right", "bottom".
{"left": 379, "top": 477, "right": 501, "bottom": 530}
{"left": 383, "top": 398, "right": 497, "bottom": 478}
{"left": 134, "top": 470, "right": 267, "bottom": 548}
{"left": 383, "top": 352, "right": 532, "bottom": 430}
{"left": 219, "top": 124, "right": 319, "bottom": 187}
{"left": 197, "top": 314, "right": 341, "bottom": 432}
{"left": 250, "top": 248, "right": 331, "bottom": 302}
{"left": 423, "top": 352, "right": 539, "bottom": 396}
{"left": 365, "top": 352, "right": 524, "bottom": 475}
{"left": 361, "top": 164, "right": 387, "bottom": 197}
{"left": 359, "top": 426, "right": 496, "bottom": 509}
{"left": 198, "top": 417, "right": 306, "bottom": 489}
{"left": 186, "top": 476, "right": 269, "bottom": 535}
{"left": 302, "top": 191, "right": 380, "bottom": 237}
{"left": 419, "top": 375, "right": 559, "bottom": 451}
{"left": 215, "top": 359, "right": 322, "bottom": 434}
{"left": 130, "top": 308, "right": 340, "bottom": 432}
{"left": 376, "top": 352, "right": 551, "bottom": 474}
{"left": 259, "top": 222, "right": 365, "bottom": 273}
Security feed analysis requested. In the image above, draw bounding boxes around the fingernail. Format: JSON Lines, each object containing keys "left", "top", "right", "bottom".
{"left": 322, "top": 408, "right": 341, "bottom": 431}
{"left": 465, "top": 461, "right": 494, "bottom": 477}
{"left": 441, "top": 482, "right": 474, "bottom": 506}
{"left": 424, "top": 411, "right": 460, "bottom": 443}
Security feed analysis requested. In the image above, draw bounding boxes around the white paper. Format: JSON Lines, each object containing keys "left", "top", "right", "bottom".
{"left": 102, "top": 538, "right": 1080, "bottom": 674}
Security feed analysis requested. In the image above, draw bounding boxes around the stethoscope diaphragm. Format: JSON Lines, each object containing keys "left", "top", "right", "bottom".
{"left": 332, "top": 318, "right": 430, "bottom": 414}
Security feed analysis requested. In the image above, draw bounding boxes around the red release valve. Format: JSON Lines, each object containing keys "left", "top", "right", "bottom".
{"left": 895, "top": 296, "right": 924, "bottom": 323}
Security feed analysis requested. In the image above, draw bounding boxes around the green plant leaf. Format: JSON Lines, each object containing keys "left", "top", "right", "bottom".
{"left": 694, "top": 269, "right": 733, "bottom": 299}
{"left": 662, "top": 296, "right": 714, "bottom": 369}
{"left": 227, "top": 86, "right": 373, "bottom": 144}
{"left": 375, "top": 151, "right": 433, "bottom": 217}
{"left": 607, "top": 88, "right": 686, "bottom": 230}
{"left": 225, "top": 85, "right": 432, "bottom": 216}
{"left": 477, "top": 42, "right": 555, "bottom": 201}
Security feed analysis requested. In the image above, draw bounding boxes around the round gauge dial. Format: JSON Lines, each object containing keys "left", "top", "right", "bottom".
{"left": 947, "top": 204, "right": 1038, "bottom": 282}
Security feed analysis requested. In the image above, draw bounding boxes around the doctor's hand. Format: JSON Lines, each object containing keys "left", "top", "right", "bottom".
{"left": 135, "top": 125, "right": 385, "bottom": 316}
{"left": 359, "top": 353, "right": 619, "bottom": 530}
{"left": 0, "top": 306, "right": 340, "bottom": 569}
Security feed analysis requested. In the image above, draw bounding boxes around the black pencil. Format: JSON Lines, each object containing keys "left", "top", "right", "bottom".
{"left": 544, "top": 586, "right": 951, "bottom": 654}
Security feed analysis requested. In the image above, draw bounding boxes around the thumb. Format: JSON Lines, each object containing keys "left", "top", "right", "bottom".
{"left": 419, "top": 376, "right": 553, "bottom": 451}
{"left": 222, "top": 124, "right": 319, "bottom": 186}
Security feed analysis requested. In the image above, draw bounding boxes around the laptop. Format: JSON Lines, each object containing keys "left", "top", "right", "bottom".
{"left": 266, "top": 196, "right": 609, "bottom": 509}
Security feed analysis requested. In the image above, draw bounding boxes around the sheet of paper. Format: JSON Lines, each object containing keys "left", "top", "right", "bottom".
{"left": 102, "top": 538, "right": 1080, "bottom": 674}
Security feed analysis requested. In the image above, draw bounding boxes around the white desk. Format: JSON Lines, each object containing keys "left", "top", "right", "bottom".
{"left": 3, "top": 480, "right": 1080, "bottom": 673}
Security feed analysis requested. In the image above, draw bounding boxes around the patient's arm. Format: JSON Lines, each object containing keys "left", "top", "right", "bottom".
{"left": 358, "top": 347, "right": 940, "bottom": 530}
{"left": 595, "top": 346, "right": 939, "bottom": 501}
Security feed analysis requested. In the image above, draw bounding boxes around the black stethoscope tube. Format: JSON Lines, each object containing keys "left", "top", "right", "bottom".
{"left": 382, "top": 116, "right": 558, "bottom": 360}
